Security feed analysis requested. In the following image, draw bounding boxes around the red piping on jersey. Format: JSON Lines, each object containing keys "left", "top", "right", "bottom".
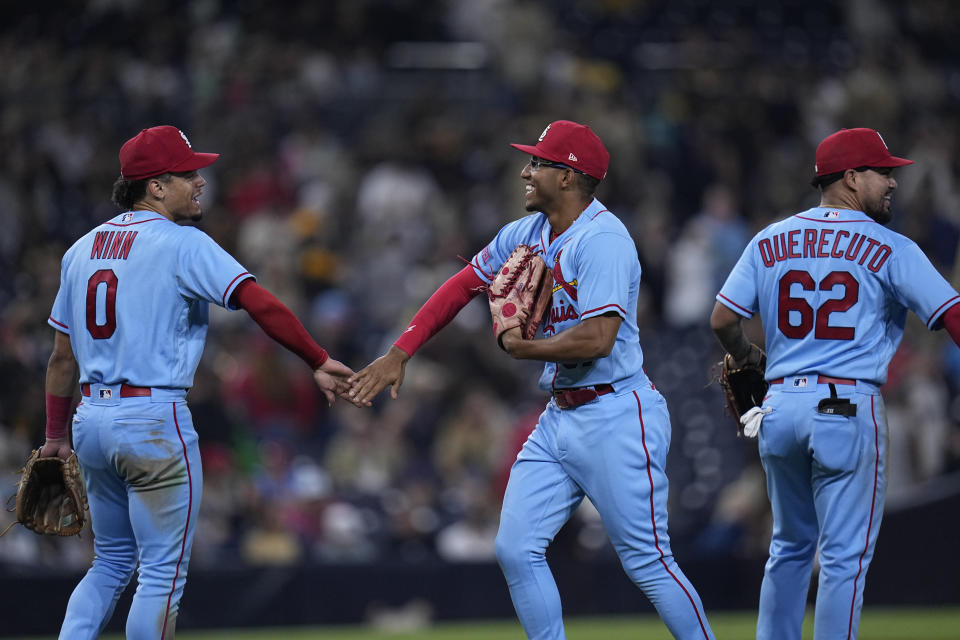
{"left": 926, "top": 295, "right": 960, "bottom": 327}
{"left": 793, "top": 212, "right": 877, "bottom": 224}
{"left": 847, "top": 395, "right": 880, "bottom": 640}
{"left": 48, "top": 316, "right": 69, "bottom": 330}
{"left": 104, "top": 217, "right": 166, "bottom": 227}
{"left": 580, "top": 303, "right": 625, "bottom": 318}
{"left": 793, "top": 216, "right": 871, "bottom": 224}
{"left": 221, "top": 272, "right": 252, "bottom": 307}
{"left": 716, "top": 293, "right": 753, "bottom": 317}
{"left": 588, "top": 208, "right": 610, "bottom": 221}
{"left": 635, "top": 391, "right": 711, "bottom": 639}
{"left": 163, "top": 403, "right": 194, "bottom": 640}
{"left": 545, "top": 230, "right": 575, "bottom": 254}
{"left": 541, "top": 213, "right": 570, "bottom": 249}
{"left": 540, "top": 220, "right": 560, "bottom": 250}
{"left": 943, "top": 304, "right": 960, "bottom": 346}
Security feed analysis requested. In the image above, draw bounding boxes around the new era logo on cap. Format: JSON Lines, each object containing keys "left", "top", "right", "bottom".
{"left": 511, "top": 120, "right": 610, "bottom": 181}
{"left": 814, "top": 128, "right": 912, "bottom": 177}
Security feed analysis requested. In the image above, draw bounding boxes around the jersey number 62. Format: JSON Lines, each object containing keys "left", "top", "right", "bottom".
{"left": 778, "top": 269, "right": 859, "bottom": 341}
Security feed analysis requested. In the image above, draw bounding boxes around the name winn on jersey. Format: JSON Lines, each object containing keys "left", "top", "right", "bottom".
{"left": 89, "top": 230, "right": 139, "bottom": 260}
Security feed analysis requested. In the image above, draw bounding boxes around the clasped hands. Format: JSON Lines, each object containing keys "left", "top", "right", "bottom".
{"left": 334, "top": 328, "right": 525, "bottom": 408}
{"left": 314, "top": 346, "right": 410, "bottom": 408}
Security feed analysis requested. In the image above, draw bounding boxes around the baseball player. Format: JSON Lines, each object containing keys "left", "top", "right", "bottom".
{"left": 711, "top": 127, "right": 960, "bottom": 640}
{"left": 41, "top": 125, "right": 358, "bottom": 639}
{"left": 349, "top": 121, "right": 715, "bottom": 639}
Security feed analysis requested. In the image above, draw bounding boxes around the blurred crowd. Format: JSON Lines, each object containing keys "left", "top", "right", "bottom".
{"left": 2, "top": 0, "right": 960, "bottom": 572}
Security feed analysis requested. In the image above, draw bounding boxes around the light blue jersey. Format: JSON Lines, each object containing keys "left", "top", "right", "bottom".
{"left": 470, "top": 198, "right": 649, "bottom": 392}
{"left": 48, "top": 210, "right": 254, "bottom": 389}
{"left": 717, "top": 204, "right": 960, "bottom": 640}
{"left": 480, "top": 199, "right": 715, "bottom": 640}
{"left": 717, "top": 206, "right": 960, "bottom": 384}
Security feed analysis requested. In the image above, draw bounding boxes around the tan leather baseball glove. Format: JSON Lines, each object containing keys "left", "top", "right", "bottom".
{"left": 487, "top": 244, "right": 554, "bottom": 346}
{"left": 7, "top": 449, "right": 88, "bottom": 536}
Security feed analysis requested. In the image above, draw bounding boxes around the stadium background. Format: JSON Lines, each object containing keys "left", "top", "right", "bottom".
{"left": 1, "top": 0, "right": 959, "bottom": 636}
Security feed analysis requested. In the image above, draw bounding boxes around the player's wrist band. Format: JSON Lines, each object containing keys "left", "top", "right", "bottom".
{"left": 45, "top": 392, "right": 72, "bottom": 441}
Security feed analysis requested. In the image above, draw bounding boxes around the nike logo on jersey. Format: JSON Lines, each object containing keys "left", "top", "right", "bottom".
{"left": 405, "top": 324, "right": 416, "bottom": 333}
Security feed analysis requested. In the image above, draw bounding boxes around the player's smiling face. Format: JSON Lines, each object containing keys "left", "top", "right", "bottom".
{"left": 859, "top": 167, "right": 897, "bottom": 224}
{"left": 521, "top": 156, "right": 564, "bottom": 212}
{"left": 165, "top": 170, "right": 207, "bottom": 223}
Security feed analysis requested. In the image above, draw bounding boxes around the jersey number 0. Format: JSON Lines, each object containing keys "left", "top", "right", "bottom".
{"left": 86, "top": 269, "right": 118, "bottom": 339}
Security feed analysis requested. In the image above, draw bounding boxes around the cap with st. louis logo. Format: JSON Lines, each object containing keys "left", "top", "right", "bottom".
{"left": 510, "top": 120, "right": 610, "bottom": 181}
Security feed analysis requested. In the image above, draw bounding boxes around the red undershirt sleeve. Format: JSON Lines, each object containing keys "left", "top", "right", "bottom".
{"left": 942, "top": 303, "right": 960, "bottom": 348}
{"left": 45, "top": 393, "right": 72, "bottom": 441}
{"left": 232, "top": 280, "right": 329, "bottom": 369}
{"left": 394, "top": 265, "right": 487, "bottom": 357}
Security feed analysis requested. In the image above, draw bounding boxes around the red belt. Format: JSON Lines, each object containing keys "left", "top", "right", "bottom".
{"left": 769, "top": 375, "right": 856, "bottom": 386}
{"left": 81, "top": 383, "right": 152, "bottom": 398}
{"left": 553, "top": 384, "right": 614, "bottom": 409}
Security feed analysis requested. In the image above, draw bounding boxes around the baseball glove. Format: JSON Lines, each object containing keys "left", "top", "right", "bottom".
{"left": 6, "top": 449, "right": 88, "bottom": 536}
{"left": 487, "top": 244, "right": 554, "bottom": 345}
{"left": 718, "top": 345, "right": 769, "bottom": 435}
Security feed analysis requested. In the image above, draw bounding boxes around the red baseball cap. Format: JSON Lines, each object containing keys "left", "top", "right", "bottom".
{"left": 511, "top": 120, "right": 610, "bottom": 181}
{"left": 814, "top": 127, "right": 912, "bottom": 178}
{"left": 119, "top": 126, "right": 220, "bottom": 180}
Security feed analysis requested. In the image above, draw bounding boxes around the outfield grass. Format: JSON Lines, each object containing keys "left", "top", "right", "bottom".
{"left": 15, "top": 606, "right": 951, "bottom": 640}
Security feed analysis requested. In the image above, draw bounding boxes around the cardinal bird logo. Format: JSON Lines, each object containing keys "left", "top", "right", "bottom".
{"left": 551, "top": 250, "right": 578, "bottom": 301}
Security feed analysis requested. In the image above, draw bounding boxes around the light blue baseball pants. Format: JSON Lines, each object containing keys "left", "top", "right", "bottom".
{"left": 60, "top": 385, "right": 201, "bottom": 640}
{"left": 757, "top": 377, "right": 887, "bottom": 640}
{"left": 495, "top": 385, "right": 714, "bottom": 640}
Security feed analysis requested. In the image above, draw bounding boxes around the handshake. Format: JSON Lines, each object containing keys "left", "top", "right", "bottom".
{"left": 321, "top": 243, "right": 554, "bottom": 409}
{"left": 312, "top": 346, "right": 411, "bottom": 409}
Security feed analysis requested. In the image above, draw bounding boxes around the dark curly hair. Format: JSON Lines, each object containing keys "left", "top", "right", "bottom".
{"left": 111, "top": 176, "right": 148, "bottom": 210}
{"left": 111, "top": 174, "right": 175, "bottom": 210}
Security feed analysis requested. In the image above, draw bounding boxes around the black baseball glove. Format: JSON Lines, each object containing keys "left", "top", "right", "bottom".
{"left": 717, "top": 344, "right": 769, "bottom": 435}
